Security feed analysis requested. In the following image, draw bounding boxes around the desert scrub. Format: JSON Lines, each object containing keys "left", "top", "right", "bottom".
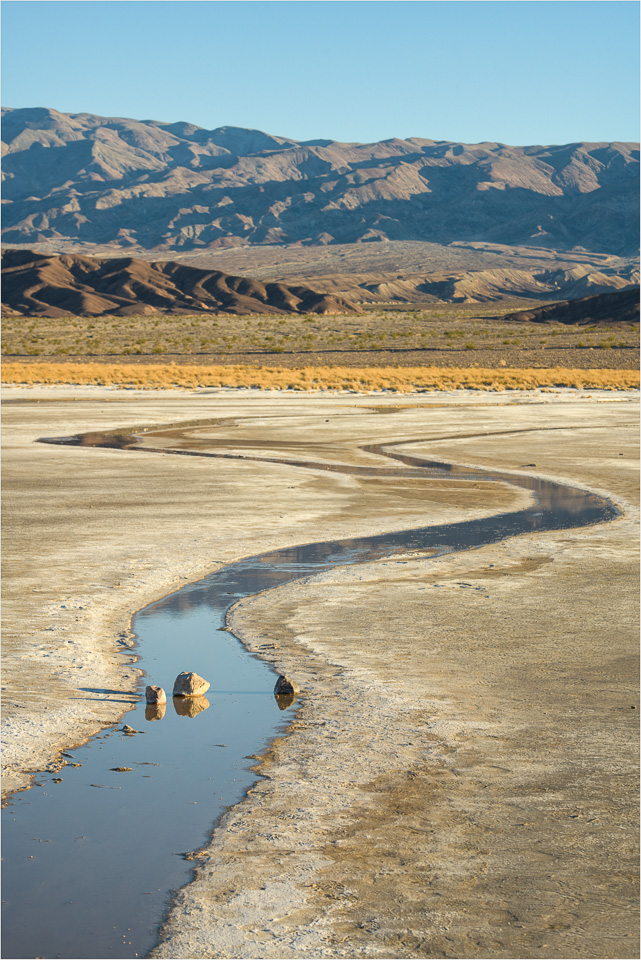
{"left": 2, "top": 308, "right": 637, "bottom": 360}
{"left": 2, "top": 361, "right": 638, "bottom": 392}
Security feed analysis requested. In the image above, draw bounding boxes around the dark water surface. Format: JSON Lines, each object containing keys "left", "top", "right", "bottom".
{"left": 1, "top": 432, "right": 619, "bottom": 960}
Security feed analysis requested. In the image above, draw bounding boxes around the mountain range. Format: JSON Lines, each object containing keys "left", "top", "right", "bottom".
{"left": 2, "top": 107, "right": 639, "bottom": 256}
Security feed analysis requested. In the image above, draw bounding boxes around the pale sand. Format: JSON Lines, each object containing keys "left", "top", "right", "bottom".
{"left": 2, "top": 386, "right": 638, "bottom": 959}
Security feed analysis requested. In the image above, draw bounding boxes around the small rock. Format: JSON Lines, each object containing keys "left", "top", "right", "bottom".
{"left": 173, "top": 672, "right": 210, "bottom": 698}
{"left": 110, "top": 767, "right": 133, "bottom": 772}
{"left": 145, "top": 685, "right": 166, "bottom": 704}
{"left": 274, "top": 675, "right": 300, "bottom": 696}
{"left": 122, "top": 724, "right": 137, "bottom": 734}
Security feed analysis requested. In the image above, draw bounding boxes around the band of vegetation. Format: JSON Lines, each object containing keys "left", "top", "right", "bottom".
{"left": 2, "top": 361, "right": 638, "bottom": 392}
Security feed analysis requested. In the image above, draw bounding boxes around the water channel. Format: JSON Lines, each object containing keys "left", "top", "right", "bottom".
{"left": 1, "top": 427, "right": 619, "bottom": 959}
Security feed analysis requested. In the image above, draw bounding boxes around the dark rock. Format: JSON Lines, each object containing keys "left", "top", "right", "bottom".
{"left": 274, "top": 675, "right": 300, "bottom": 696}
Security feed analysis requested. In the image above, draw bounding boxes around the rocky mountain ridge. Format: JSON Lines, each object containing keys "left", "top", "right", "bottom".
{"left": 2, "top": 107, "right": 639, "bottom": 256}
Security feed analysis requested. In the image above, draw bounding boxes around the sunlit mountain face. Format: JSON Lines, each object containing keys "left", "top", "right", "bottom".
{"left": 2, "top": 107, "right": 639, "bottom": 255}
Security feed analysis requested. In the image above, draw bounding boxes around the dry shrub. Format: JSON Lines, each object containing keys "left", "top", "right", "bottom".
{"left": 1, "top": 361, "right": 638, "bottom": 392}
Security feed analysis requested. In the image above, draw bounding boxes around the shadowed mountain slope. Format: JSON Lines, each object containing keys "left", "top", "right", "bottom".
{"left": 2, "top": 108, "right": 639, "bottom": 256}
{"left": 1, "top": 248, "right": 360, "bottom": 317}
{"left": 502, "top": 286, "right": 640, "bottom": 325}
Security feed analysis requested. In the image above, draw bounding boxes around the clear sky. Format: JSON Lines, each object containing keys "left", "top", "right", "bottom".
{"left": 2, "top": 0, "right": 639, "bottom": 146}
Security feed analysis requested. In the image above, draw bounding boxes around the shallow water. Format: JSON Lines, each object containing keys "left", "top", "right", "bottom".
{"left": 1, "top": 430, "right": 618, "bottom": 959}
{"left": 2, "top": 580, "right": 292, "bottom": 959}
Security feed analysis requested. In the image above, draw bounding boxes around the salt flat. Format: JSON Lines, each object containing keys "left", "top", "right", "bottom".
{"left": 2, "top": 386, "right": 638, "bottom": 958}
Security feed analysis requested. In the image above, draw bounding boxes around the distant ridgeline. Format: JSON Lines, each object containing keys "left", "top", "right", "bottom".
{"left": 502, "top": 286, "right": 640, "bottom": 326}
{"left": 0, "top": 248, "right": 360, "bottom": 317}
{"left": 1, "top": 107, "right": 639, "bottom": 255}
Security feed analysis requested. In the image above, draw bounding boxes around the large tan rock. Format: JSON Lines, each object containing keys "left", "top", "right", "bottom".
{"left": 172, "top": 672, "right": 210, "bottom": 698}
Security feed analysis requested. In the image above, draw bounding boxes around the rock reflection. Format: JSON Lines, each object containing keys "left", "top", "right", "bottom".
{"left": 145, "top": 703, "right": 166, "bottom": 721}
{"left": 173, "top": 696, "right": 210, "bottom": 718}
{"left": 274, "top": 693, "right": 297, "bottom": 711}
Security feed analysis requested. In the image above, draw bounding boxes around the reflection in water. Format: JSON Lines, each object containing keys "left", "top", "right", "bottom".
{"left": 275, "top": 693, "right": 297, "bottom": 711}
{"left": 41, "top": 430, "right": 140, "bottom": 449}
{"left": 145, "top": 702, "right": 166, "bottom": 721}
{"left": 173, "top": 696, "right": 210, "bottom": 718}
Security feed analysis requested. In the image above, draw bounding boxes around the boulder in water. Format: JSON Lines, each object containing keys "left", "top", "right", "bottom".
{"left": 173, "top": 672, "right": 210, "bottom": 697}
{"left": 145, "top": 684, "right": 166, "bottom": 704}
{"left": 274, "top": 675, "right": 300, "bottom": 696}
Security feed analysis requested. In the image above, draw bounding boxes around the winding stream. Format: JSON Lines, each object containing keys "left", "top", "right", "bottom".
{"left": 1, "top": 423, "right": 619, "bottom": 960}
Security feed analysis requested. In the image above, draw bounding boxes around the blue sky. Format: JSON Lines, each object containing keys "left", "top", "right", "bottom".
{"left": 2, "top": 1, "right": 639, "bottom": 145}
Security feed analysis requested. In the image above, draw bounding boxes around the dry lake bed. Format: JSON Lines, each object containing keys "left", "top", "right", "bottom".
{"left": 2, "top": 385, "right": 639, "bottom": 959}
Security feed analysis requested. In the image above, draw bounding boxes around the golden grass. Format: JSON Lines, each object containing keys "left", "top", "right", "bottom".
{"left": 1, "top": 361, "right": 638, "bottom": 392}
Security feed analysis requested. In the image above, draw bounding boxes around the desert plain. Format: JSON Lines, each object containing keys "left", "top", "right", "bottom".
{"left": 1, "top": 379, "right": 638, "bottom": 959}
